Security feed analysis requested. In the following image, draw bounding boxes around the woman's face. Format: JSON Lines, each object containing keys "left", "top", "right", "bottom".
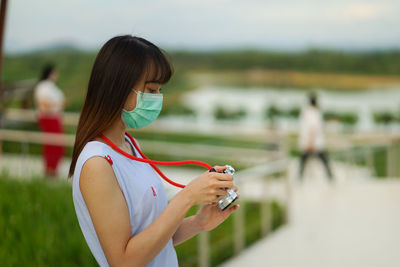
{"left": 49, "top": 70, "right": 59, "bottom": 82}
{"left": 123, "top": 74, "right": 162, "bottom": 112}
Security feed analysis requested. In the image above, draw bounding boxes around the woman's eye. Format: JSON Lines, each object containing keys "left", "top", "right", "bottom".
{"left": 145, "top": 86, "right": 161, "bottom": 94}
{"left": 148, "top": 88, "right": 161, "bottom": 94}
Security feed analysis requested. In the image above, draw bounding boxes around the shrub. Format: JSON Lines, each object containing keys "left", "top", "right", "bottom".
{"left": 373, "top": 111, "right": 397, "bottom": 125}
{"left": 214, "top": 106, "right": 247, "bottom": 121}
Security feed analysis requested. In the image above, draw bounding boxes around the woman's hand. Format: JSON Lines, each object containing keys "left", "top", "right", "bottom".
{"left": 182, "top": 166, "right": 234, "bottom": 206}
{"left": 172, "top": 167, "right": 240, "bottom": 245}
{"left": 194, "top": 186, "right": 240, "bottom": 232}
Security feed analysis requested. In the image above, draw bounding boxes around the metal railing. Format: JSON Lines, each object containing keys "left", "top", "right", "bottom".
{"left": 0, "top": 108, "right": 292, "bottom": 267}
{"left": 327, "top": 133, "right": 400, "bottom": 178}
{"left": 197, "top": 159, "right": 290, "bottom": 267}
{"left": 5, "top": 108, "right": 400, "bottom": 266}
{"left": 2, "top": 108, "right": 79, "bottom": 125}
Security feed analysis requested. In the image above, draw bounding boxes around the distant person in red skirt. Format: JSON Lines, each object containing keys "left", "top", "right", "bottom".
{"left": 34, "top": 64, "right": 66, "bottom": 177}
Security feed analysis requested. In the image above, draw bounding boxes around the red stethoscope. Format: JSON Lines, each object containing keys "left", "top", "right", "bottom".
{"left": 100, "top": 132, "right": 213, "bottom": 188}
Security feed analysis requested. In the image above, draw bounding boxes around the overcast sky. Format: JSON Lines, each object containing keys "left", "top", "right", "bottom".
{"left": 4, "top": 0, "right": 400, "bottom": 53}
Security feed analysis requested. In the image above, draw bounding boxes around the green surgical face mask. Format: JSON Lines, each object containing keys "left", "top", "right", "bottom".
{"left": 122, "top": 90, "right": 163, "bottom": 129}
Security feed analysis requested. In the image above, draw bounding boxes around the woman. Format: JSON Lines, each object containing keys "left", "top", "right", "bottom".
{"left": 34, "top": 63, "right": 65, "bottom": 177}
{"left": 69, "top": 35, "right": 239, "bottom": 267}
{"left": 298, "top": 92, "right": 333, "bottom": 181}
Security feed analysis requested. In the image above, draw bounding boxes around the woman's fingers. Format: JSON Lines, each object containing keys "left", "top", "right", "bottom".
{"left": 206, "top": 167, "right": 232, "bottom": 181}
{"left": 213, "top": 165, "right": 227, "bottom": 172}
{"left": 207, "top": 171, "right": 232, "bottom": 181}
{"left": 228, "top": 204, "right": 240, "bottom": 212}
{"left": 216, "top": 181, "right": 234, "bottom": 189}
{"left": 189, "top": 168, "right": 239, "bottom": 206}
{"left": 215, "top": 188, "right": 228, "bottom": 196}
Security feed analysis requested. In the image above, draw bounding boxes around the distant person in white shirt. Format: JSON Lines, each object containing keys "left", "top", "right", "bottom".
{"left": 298, "top": 93, "right": 333, "bottom": 181}
{"left": 34, "top": 64, "right": 65, "bottom": 177}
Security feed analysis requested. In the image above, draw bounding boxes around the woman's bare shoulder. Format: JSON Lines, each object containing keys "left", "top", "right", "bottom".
{"left": 80, "top": 156, "right": 118, "bottom": 195}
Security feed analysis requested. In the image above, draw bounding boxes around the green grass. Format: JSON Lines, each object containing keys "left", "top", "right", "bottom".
{"left": 0, "top": 175, "right": 285, "bottom": 267}
{"left": 0, "top": 176, "right": 97, "bottom": 267}
{"left": 372, "top": 148, "right": 389, "bottom": 178}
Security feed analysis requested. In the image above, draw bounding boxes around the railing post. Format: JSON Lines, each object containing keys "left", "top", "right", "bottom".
{"left": 284, "top": 169, "right": 291, "bottom": 224}
{"left": 346, "top": 147, "right": 356, "bottom": 181}
{"left": 22, "top": 140, "right": 29, "bottom": 156}
{"left": 386, "top": 141, "right": 394, "bottom": 178}
{"left": 365, "top": 146, "right": 375, "bottom": 177}
{"left": 198, "top": 231, "right": 209, "bottom": 267}
{"left": 260, "top": 199, "right": 271, "bottom": 237}
{"left": 233, "top": 201, "right": 245, "bottom": 254}
{"left": 260, "top": 177, "right": 271, "bottom": 237}
{"left": 394, "top": 138, "right": 400, "bottom": 177}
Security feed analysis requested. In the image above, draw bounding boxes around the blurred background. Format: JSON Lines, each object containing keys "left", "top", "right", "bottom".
{"left": 1, "top": 0, "right": 400, "bottom": 266}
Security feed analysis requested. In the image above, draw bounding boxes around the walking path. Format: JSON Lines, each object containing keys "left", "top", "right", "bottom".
{"left": 220, "top": 178, "right": 400, "bottom": 267}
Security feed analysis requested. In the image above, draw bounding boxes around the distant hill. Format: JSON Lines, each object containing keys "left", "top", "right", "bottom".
{"left": 6, "top": 43, "right": 400, "bottom": 76}
{"left": 3, "top": 48, "right": 400, "bottom": 111}
{"left": 168, "top": 49, "right": 400, "bottom": 75}
{"left": 6, "top": 41, "right": 87, "bottom": 55}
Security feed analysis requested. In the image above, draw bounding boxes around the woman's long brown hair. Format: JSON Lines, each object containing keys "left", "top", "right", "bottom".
{"left": 69, "top": 35, "right": 172, "bottom": 177}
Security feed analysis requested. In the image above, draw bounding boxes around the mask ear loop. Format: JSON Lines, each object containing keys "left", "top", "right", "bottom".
{"left": 122, "top": 90, "right": 139, "bottom": 113}
{"left": 100, "top": 133, "right": 213, "bottom": 188}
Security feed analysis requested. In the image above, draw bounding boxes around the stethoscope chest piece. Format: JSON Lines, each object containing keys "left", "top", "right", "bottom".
{"left": 209, "top": 165, "right": 238, "bottom": 211}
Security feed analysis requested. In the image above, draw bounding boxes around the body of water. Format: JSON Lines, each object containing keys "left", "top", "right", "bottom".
{"left": 181, "top": 86, "right": 400, "bottom": 132}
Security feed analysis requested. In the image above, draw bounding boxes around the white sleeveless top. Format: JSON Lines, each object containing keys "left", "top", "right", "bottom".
{"left": 34, "top": 80, "right": 65, "bottom": 113}
{"left": 299, "top": 106, "right": 325, "bottom": 151}
{"left": 72, "top": 135, "right": 178, "bottom": 267}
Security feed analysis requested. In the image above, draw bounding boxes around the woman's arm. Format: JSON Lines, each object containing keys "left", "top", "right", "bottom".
{"left": 80, "top": 158, "right": 233, "bottom": 267}
{"left": 37, "top": 100, "right": 56, "bottom": 113}
{"left": 173, "top": 202, "right": 240, "bottom": 246}
{"left": 172, "top": 216, "right": 202, "bottom": 246}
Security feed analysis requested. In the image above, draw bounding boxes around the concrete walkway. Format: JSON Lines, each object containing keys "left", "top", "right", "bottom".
{"left": 220, "top": 179, "right": 400, "bottom": 267}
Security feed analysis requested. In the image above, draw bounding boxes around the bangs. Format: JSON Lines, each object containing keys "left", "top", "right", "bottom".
{"left": 143, "top": 48, "right": 173, "bottom": 84}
